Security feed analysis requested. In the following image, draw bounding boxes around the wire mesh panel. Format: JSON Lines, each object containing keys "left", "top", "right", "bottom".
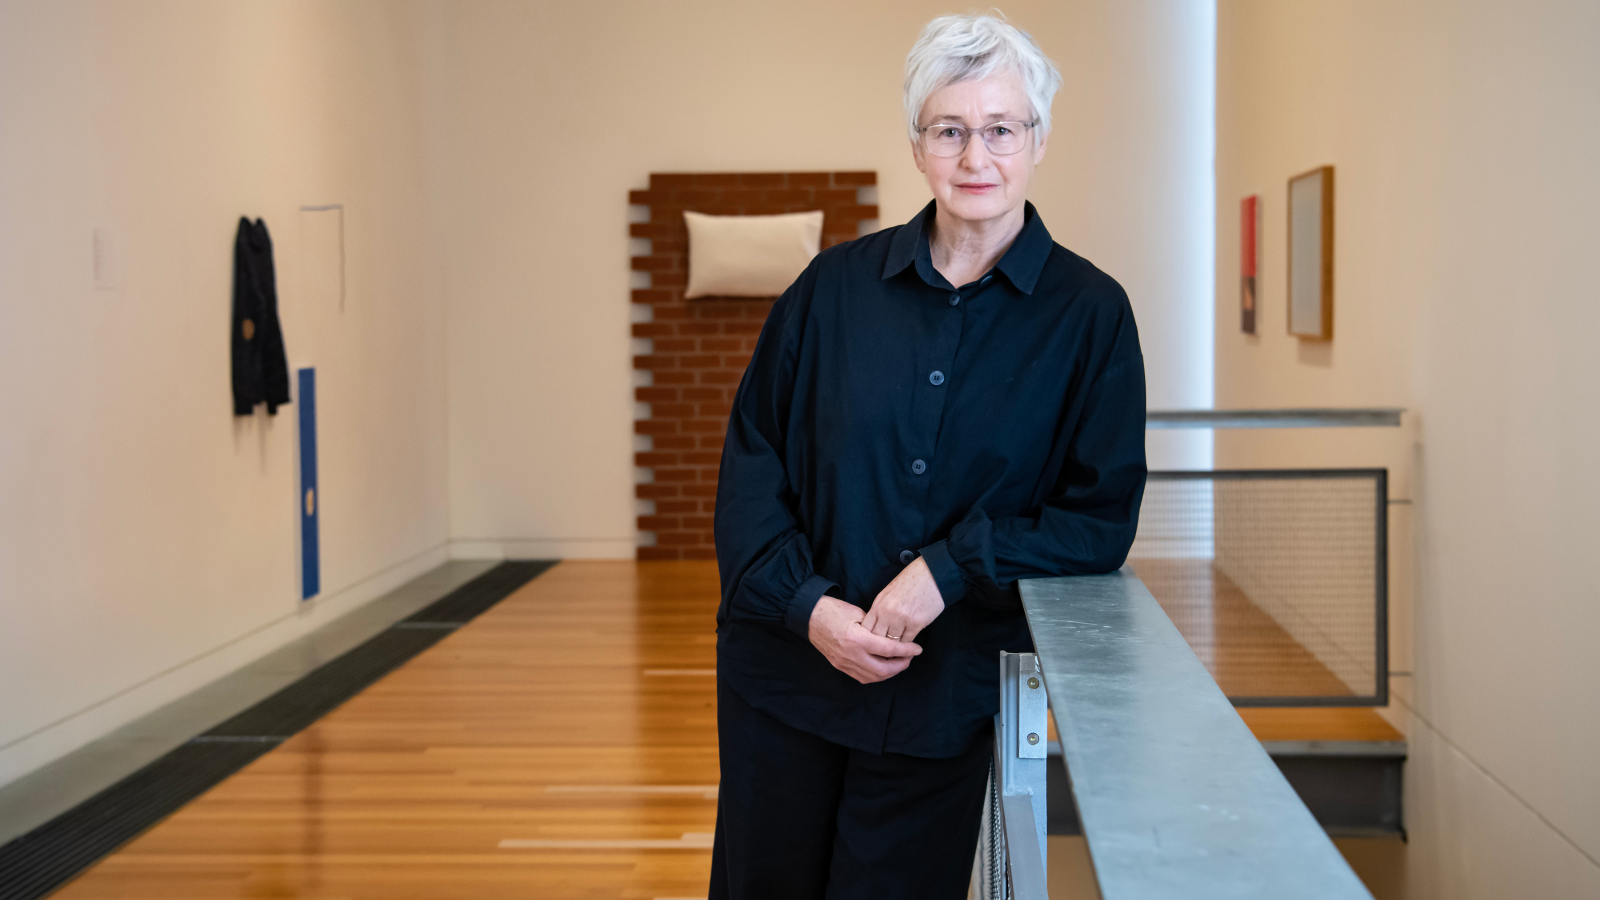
{"left": 1127, "top": 470, "right": 1387, "bottom": 706}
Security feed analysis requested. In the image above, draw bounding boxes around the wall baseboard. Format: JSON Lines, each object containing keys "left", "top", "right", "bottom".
{"left": 449, "top": 537, "right": 635, "bottom": 560}
{"left": 0, "top": 544, "right": 450, "bottom": 790}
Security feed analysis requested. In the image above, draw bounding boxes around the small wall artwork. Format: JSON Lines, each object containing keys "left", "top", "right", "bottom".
{"left": 1240, "top": 195, "right": 1259, "bottom": 334}
{"left": 1288, "top": 165, "right": 1334, "bottom": 340}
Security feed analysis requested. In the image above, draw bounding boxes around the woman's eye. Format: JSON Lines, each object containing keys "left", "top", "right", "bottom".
{"left": 991, "top": 126, "right": 1013, "bottom": 137}
{"left": 937, "top": 128, "right": 962, "bottom": 139}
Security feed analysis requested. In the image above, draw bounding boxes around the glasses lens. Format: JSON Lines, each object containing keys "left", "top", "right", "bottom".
{"left": 983, "top": 123, "right": 1027, "bottom": 155}
{"left": 923, "top": 125, "right": 967, "bottom": 158}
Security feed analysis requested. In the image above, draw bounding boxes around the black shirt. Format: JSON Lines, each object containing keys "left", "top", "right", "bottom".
{"left": 713, "top": 200, "right": 1147, "bottom": 758}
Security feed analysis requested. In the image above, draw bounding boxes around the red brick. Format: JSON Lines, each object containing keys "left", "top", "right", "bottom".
{"left": 650, "top": 173, "right": 695, "bottom": 189}
{"left": 656, "top": 499, "right": 699, "bottom": 514}
{"left": 682, "top": 452, "right": 721, "bottom": 466}
{"left": 653, "top": 338, "right": 696, "bottom": 353}
{"left": 683, "top": 387, "right": 725, "bottom": 401}
{"left": 789, "top": 172, "right": 831, "bottom": 186}
{"left": 694, "top": 301, "right": 748, "bottom": 319}
{"left": 699, "top": 435, "right": 726, "bottom": 450}
{"left": 635, "top": 388, "right": 678, "bottom": 403}
{"left": 679, "top": 354, "right": 721, "bottom": 369}
{"left": 669, "top": 189, "right": 721, "bottom": 205}
{"left": 634, "top": 419, "right": 678, "bottom": 435}
{"left": 632, "top": 255, "right": 675, "bottom": 271}
{"left": 651, "top": 305, "right": 691, "bottom": 319}
{"left": 636, "top": 484, "right": 679, "bottom": 498}
{"left": 652, "top": 435, "right": 696, "bottom": 450}
{"left": 632, "top": 322, "right": 674, "bottom": 337}
{"left": 650, "top": 402, "right": 694, "bottom": 418}
{"left": 657, "top": 531, "right": 707, "bottom": 546}
{"left": 635, "top": 452, "right": 678, "bottom": 467}
{"left": 831, "top": 204, "right": 879, "bottom": 220}
{"left": 738, "top": 172, "right": 786, "bottom": 186}
{"left": 723, "top": 321, "right": 763, "bottom": 334}
{"left": 654, "top": 467, "right": 699, "bottom": 483}
{"left": 683, "top": 419, "right": 725, "bottom": 433}
{"left": 632, "top": 289, "right": 676, "bottom": 304}
{"left": 638, "top": 547, "right": 682, "bottom": 561}
{"left": 629, "top": 190, "right": 662, "bottom": 205}
{"left": 723, "top": 354, "right": 753, "bottom": 368}
{"left": 653, "top": 271, "right": 688, "bottom": 288}
{"left": 653, "top": 371, "right": 695, "bottom": 385}
{"left": 682, "top": 516, "right": 715, "bottom": 530}
{"left": 633, "top": 355, "right": 674, "bottom": 369}
{"left": 700, "top": 371, "right": 743, "bottom": 385}
{"left": 682, "top": 484, "right": 718, "bottom": 498}
{"left": 681, "top": 548, "right": 718, "bottom": 561}
{"left": 678, "top": 322, "right": 720, "bottom": 335}
{"left": 833, "top": 171, "right": 877, "bottom": 185}
{"left": 701, "top": 337, "right": 742, "bottom": 351}
{"left": 762, "top": 189, "right": 811, "bottom": 203}
{"left": 691, "top": 173, "right": 741, "bottom": 187}
{"left": 638, "top": 516, "right": 680, "bottom": 531}
{"left": 698, "top": 401, "right": 733, "bottom": 417}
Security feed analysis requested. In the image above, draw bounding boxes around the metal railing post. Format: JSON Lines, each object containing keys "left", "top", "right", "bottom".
{"left": 994, "top": 650, "right": 1049, "bottom": 899}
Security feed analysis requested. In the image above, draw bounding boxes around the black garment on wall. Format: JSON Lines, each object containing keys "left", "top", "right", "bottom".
{"left": 231, "top": 217, "right": 291, "bottom": 415}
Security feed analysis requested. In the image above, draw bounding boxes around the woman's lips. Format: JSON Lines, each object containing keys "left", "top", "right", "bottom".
{"left": 955, "top": 182, "right": 999, "bottom": 193}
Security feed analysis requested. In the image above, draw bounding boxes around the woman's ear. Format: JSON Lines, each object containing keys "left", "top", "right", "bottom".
{"left": 911, "top": 140, "right": 927, "bottom": 174}
{"left": 1031, "top": 133, "right": 1048, "bottom": 166}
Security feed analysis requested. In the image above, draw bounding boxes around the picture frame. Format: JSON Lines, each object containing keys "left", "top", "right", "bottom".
{"left": 1287, "top": 165, "right": 1334, "bottom": 340}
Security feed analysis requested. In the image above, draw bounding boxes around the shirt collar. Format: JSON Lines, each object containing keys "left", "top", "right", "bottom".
{"left": 881, "top": 200, "right": 1053, "bottom": 295}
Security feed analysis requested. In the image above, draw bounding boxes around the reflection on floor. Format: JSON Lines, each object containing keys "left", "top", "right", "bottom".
{"left": 1129, "top": 557, "right": 1358, "bottom": 700}
{"left": 55, "top": 561, "right": 723, "bottom": 900}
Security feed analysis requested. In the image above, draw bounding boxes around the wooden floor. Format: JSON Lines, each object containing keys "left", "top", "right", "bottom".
{"left": 57, "top": 561, "right": 725, "bottom": 900}
{"left": 54, "top": 559, "right": 1398, "bottom": 898}
{"left": 1130, "top": 557, "right": 1359, "bottom": 699}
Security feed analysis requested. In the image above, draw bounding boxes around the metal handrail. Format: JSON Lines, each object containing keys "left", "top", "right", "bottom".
{"left": 986, "top": 569, "right": 1374, "bottom": 899}
{"left": 1147, "top": 408, "right": 1403, "bottom": 429}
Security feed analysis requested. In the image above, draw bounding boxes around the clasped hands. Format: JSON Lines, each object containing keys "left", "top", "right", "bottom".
{"left": 807, "top": 557, "right": 945, "bottom": 684}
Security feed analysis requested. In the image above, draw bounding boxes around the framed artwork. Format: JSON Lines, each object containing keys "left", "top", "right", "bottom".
{"left": 1287, "top": 165, "right": 1334, "bottom": 340}
{"left": 1240, "top": 195, "right": 1259, "bottom": 334}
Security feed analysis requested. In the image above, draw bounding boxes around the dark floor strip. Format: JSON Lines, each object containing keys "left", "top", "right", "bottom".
{"left": 0, "top": 559, "right": 555, "bottom": 900}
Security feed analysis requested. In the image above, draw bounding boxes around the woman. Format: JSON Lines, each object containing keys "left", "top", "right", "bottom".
{"left": 711, "top": 13, "right": 1146, "bottom": 899}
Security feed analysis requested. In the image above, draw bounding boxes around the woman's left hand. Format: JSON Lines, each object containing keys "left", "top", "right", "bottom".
{"left": 861, "top": 557, "right": 946, "bottom": 645}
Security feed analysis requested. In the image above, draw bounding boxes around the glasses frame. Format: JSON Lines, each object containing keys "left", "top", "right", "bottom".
{"left": 915, "top": 120, "right": 1038, "bottom": 158}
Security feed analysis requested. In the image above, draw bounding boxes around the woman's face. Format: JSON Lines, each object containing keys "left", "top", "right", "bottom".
{"left": 913, "top": 70, "right": 1046, "bottom": 227}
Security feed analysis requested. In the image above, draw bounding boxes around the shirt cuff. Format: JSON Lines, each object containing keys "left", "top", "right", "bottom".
{"left": 784, "top": 573, "right": 839, "bottom": 638}
{"left": 918, "top": 539, "right": 967, "bottom": 606}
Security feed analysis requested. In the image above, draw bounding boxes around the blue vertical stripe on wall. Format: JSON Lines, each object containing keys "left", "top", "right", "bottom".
{"left": 298, "top": 367, "right": 320, "bottom": 600}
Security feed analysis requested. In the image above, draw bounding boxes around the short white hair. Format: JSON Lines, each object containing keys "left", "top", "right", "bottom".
{"left": 903, "top": 12, "right": 1062, "bottom": 147}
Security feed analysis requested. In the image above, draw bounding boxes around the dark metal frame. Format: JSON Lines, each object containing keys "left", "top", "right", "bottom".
{"left": 1143, "top": 468, "right": 1388, "bottom": 708}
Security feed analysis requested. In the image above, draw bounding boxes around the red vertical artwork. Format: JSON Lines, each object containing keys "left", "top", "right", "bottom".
{"left": 1240, "top": 195, "right": 1259, "bottom": 334}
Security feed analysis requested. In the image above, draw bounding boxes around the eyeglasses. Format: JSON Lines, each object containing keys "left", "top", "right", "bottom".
{"left": 916, "top": 121, "right": 1036, "bottom": 158}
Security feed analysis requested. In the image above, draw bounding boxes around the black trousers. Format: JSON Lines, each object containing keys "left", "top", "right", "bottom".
{"left": 709, "top": 678, "right": 991, "bottom": 900}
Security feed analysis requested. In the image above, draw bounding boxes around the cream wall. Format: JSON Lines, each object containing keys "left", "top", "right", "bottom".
{"left": 1216, "top": 2, "right": 1600, "bottom": 896}
{"left": 439, "top": 0, "right": 1217, "bottom": 560}
{"left": 0, "top": 1, "right": 451, "bottom": 786}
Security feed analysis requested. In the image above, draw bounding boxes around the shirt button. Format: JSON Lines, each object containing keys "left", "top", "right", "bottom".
{"left": 911, "top": 459, "right": 926, "bottom": 475}
{"left": 929, "top": 370, "right": 945, "bottom": 386}
{"left": 949, "top": 293, "right": 961, "bottom": 306}
{"left": 981, "top": 275, "right": 993, "bottom": 285}
{"left": 899, "top": 549, "right": 916, "bottom": 565}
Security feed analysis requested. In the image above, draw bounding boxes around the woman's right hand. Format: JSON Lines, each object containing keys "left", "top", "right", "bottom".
{"left": 808, "top": 595, "right": 922, "bottom": 684}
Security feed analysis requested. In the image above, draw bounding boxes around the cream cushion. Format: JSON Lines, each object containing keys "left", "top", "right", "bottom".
{"left": 683, "top": 210, "right": 824, "bottom": 299}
